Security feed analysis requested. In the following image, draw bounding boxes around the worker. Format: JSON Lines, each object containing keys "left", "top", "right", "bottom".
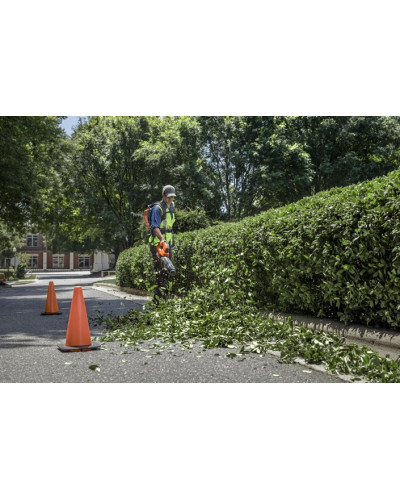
{"left": 149, "top": 185, "right": 176, "bottom": 304}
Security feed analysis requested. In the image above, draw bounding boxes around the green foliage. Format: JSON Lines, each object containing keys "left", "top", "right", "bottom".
{"left": 0, "top": 116, "right": 65, "bottom": 231}
{"left": 197, "top": 116, "right": 400, "bottom": 217}
{"left": 117, "top": 168, "right": 400, "bottom": 330}
{"left": 107, "top": 167, "right": 400, "bottom": 382}
{"left": 3, "top": 115, "right": 400, "bottom": 250}
{"left": 100, "top": 286, "right": 400, "bottom": 383}
{"left": 36, "top": 115, "right": 400, "bottom": 257}
{"left": 243, "top": 168, "right": 400, "bottom": 328}
{"left": 115, "top": 243, "right": 154, "bottom": 289}
{"left": 15, "top": 253, "right": 29, "bottom": 279}
{"left": 198, "top": 116, "right": 247, "bottom": 219}
{"left": 282, "top": 116, "right": 400, "bottom": 194}
{"left": 56, "top": 116, "right": 213, "bottom": 256}
{"left": 0, "top": 223, "right": 23, "bottom": 262}
{"left": 173, "top": 207, "right": 213, "bottom": 233}
{"left": 65, "top": 116, "right": 152, "bottom": 254}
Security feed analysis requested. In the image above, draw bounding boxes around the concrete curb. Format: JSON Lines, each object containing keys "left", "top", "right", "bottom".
{"left": 264, "top": 349, "right": 356, "bottom": 383}
{"left": 1, "top": 278, "right": 38, "bottom": 287}
{"left": 92, "top": 283, "right": 152, "bottom": 305}
{"left": 10, "top": 280, "right": 39, "bottom": 286}
{"left": 262, "top": 311, "right": 400, "bottom": 354}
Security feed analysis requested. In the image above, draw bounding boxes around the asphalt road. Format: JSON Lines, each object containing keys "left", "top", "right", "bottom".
{"left": 0, "top": 273, "right": 345, "bottom": 383}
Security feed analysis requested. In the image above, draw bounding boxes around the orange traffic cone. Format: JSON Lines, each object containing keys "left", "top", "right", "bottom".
{"left": 41, "top": 281, "right": 62, "bottom": 315}
{"left": 58, "top": 286, "right": 100, "bottom": 352}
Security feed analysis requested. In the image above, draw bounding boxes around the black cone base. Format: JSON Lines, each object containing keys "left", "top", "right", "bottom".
{"left": 41, "top": 312, "right": 62, "bottom": 315}
{"left": 57, "top": 341, "right": 101, "bottom": 352}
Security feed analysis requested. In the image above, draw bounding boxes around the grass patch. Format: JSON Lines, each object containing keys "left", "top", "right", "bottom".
{"left": 2, "top": 275, "right": 36, "bottom": 282}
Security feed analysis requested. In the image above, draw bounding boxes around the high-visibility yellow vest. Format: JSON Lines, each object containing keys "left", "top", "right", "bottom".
{"left": 149, "top": 202, "right": 175, "bottom": 246}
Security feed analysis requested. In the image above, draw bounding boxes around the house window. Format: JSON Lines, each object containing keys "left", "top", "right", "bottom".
{"left": 27, "top": 234, "right": 39, "bottom": 247}
{"left": 79, "top": 255, "right": 90, "bottom": 268}
{"left": 53, "top": 254, "right": 64, "bottom": 269}
{"left": 28, "top": 255, "right": 38, "bottom": 268}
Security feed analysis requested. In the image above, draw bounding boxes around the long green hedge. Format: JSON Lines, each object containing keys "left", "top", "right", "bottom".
{"left": 117, "top": 168, "right": 400, "bottom": 329}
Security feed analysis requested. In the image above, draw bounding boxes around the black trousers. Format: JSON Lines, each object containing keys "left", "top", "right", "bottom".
{"left": 150, "top": 245, "right": 172, "bottom": 303}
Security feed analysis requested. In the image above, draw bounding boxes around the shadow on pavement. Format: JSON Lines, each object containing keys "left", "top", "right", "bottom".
{"left": 0, "top": 284, "right": 140, "bottom": 347}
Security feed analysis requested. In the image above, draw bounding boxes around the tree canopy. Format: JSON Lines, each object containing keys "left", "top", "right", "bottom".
{"left": 2, "top": 115, "right": 400, "bottom": 256}
{"left": 0, "top": 116, "right": 65, "bottom": 231}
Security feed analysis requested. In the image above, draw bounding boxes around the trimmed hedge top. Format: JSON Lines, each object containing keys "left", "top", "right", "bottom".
{"left": 117, "top": 168, "right": 400, "bottom": 329}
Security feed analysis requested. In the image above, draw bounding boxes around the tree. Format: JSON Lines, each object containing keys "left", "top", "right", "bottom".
{"left": 19, "top": 115, "right": 399, "bottom": 260}
{"left": 200, "top": 116, "right": 400, "bottom": 218}
{"left": 283, "top": 116, "right": 400, "bottom": 194}
{"left": 0, "top": 116, "right": 66, "bottom": 250}
{"left": 198, "top": 116, "right": 314, "bottom": 218}
{"left": 134, "top": 116, "right": 216, "bottom": 213}
{"left": 60, "top": 116, "right": 211, "bottom": 257}
{"left": 198, "top": 116, "right": 249, "bottom": 219}
{"left": 59, "top": 116, "right": 150, "bottom": 257}
{"left": 0, "top": 222, "right": 23, "bottom": 265}
{"left": 236, "top": 116, "right": 313, "bottom": 214}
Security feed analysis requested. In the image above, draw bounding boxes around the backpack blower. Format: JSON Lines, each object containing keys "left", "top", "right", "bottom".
{"left": 156, "top": 240, "right": 176, "bottom": 277}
